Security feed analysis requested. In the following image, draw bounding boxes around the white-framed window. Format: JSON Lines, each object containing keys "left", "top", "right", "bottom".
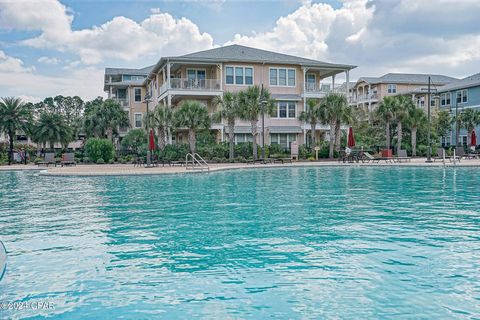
{"left": 456, "top": 89, "right": 468, "bottom": 104}
{"left": 134, "top": 113, "right": 143, "bottom": 128}
{"left": 417, "top": 96, "right": 425, "bottom": 107}
{"left": 459, "top": 135, "right": 468, "bottom": 146}
{"left": 441, "top": 136, "right": 451, "bottom": 147}
{"left": 225, "top": 66, "right": 253, "bottom": 85}
{"left": 305, "top": 74, "right": 316, "bottom": 91}
{"left": 234, "top": 133, "right": 253, "bottom": 144}
{"left": 274, "top": 101, "right": 296, "bottom": 118}
{"left": 387, "top": 84, "right": 397, "bottom": 94}
{"left": 134, "top": 88, "right": 142, "bottom": 102}
{"left": 270, "top": 133, "right": 297, "bottom": 150}
{"left": 187, "top": 69, "right": 206, "bottom": 82}
{"left": 440, "top": 93, "right": 451, "bottom": 106}
{"left": 430, "top": 96, "right": 436, "bottom": 107}
{"left": 269, "top": 67, "right": 296, "bottom": 87}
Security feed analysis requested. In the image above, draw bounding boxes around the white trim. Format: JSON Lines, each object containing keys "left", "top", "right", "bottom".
{"left": 134, "top": 87, "right": 142, "bottom": 102}
{"left": 269, "top": 67, "right": 296, "bottom": 87}
{"left": 186, "top": 68, "right": 207, "bottom": 81}
{"left": 224, "top": 65, "right": 254, "bottom": 86}
{"left": 134, "top": 112, "right": 143, "bottom": 128}
{"left": 273, "top": 101, "right": 297, "bottom": 119}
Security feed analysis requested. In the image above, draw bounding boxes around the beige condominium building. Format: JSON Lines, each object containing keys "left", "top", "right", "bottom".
{"left": 350, "top": 73, "right": 457, "bottom": 112}
{"left": 104, "top": 44, "right": 355, "bottom": 150}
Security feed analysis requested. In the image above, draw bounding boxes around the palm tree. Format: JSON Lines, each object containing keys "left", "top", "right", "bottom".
{"left": 394, "top": 95, "right": 414, "bottom": 155}
{"left": 319, "top": 93, "right": 349, "bottom": 158}
{"left": 376, "top": 96, "right": 397, "bottom": 151}
{"left": 83, "top": 98, "right": 129, "bottom": 141}
{"left": 151, "top": 106, "right": 174, "bottom": 151}
{"left": 459, "top": 108, "right": 480, "bottom": 145}
{"left": 299, "top": 98, "right": 320, "bottom": 152}
{"left": 238, "top": 86, "right": 275, "bottom": 160}
{"left": 33, "top": 113, "right": 73, "bottom": 151}
{"left": 0, "top": 97, "right": 32, "bottom": 165}
{"left": 213, "top": 92, "right": 241, "bottom": 160}
{"left": 406, "top": 106, "right": 427, "bottom": 156}
{"left": 174, "top": 100, "right": 211, "bottom": 154}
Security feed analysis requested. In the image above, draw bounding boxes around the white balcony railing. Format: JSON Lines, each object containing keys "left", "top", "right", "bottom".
{"left": 351, "top": 93, "right": 379, "bottom": 103}
{"left": 305, "top": 82, "right": 332, "bottom": 94}
{"left": 159, "top": 78, "right": 221, "bottom": 96}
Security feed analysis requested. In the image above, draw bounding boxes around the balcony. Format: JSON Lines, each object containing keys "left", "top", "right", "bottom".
{"left": 159, "top": 78, "right": 222, "bottom": 98}
{"left": 303, "top": 83, "right": 332, "bottom": 97}
{"left": 350, "top": 93, "right": 379, "bottom": 104}
{"left": 114, "top": 98, "right": 129, "bottom": 110}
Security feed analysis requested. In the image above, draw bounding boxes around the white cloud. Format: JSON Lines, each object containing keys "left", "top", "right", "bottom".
{"left": 0, "top": 50, "right": 34, "bottom": 73}
{"left": 38, "top": 56, "right": 60, "bottom": 65}
{"left": 0, "top": 1, "right": 214, "bottom": 65}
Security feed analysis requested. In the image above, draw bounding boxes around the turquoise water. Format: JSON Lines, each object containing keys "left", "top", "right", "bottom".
{"left": 0, "top": 167, "right": 480, "bottom": 319}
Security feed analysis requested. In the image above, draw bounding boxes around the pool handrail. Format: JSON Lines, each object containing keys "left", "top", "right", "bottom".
{"left": 0, "top": 240, "right": 6, "bottom": 282}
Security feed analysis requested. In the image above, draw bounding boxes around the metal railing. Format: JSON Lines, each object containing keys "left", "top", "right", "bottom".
{"left": 351, "top": 93, "right": 379, "bottom": 103}
{"left": 185, "top": 153, "right": 209, "bottom": 172}
{"left": 160, "top": 78, "right": 221, "bottom": 95}
{"left": 305, "top": 82, "right": 333, "bottom": 93}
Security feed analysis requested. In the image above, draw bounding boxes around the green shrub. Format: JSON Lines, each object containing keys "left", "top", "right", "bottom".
{"left": 96, "top": 158, "right": 105, "bottom": 164}
{"left": 33, "top": 157, "right": 43, "bottom": 164}
{"left": 83, "top": 157, "right": 90, "bottom": 163}
{"left": 108, "top": 158, "right": 115, "bottom": 164}
{"left": 85, "top": 138, "right": 115, "bottom": 163}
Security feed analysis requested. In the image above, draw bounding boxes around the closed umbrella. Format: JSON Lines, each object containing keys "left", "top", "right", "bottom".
{"left": 149, "top": 129, "right": 155, "bottom": 151}
{"left": 471, "top": 130, "right": 477, "bottom": 147}
{"left": 347, "top": 127, "right": 355, "bottom": 148}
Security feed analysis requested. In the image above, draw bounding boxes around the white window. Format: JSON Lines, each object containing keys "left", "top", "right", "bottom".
{"left": 440, "top": 93, "right": 451, "bottom": 106}
{"left": 134, "top": 113, "right": 143, "bottom": 128}
{"left": 387, "top": 84, "right": 397, "bottom": 94}
{"left": 459, "top": 135, "right": 468, "bottom": 146}
{"left": 306, "top": 74, "right": 316, "bottom": 91}
{"left": 456, "top": 89, "right": 468, "bottom": 104}
{"left": 441, "top": 136, "right": 451, "bottom": 147}
{"left": 270, "top": 133, "right": 297, "bottom": 150}
{"left": 225, "top": 66, "right": 253, "bottom": 85}
{"left": 234, "top": 133, "right": 253, "bottom": 144}
{"left": 275, "top": 101, "right": 296, "bottom": 118}
{"left": 134, "top": 88, "right": 142, "bottom": 102}
{"left": 187, "top": 69, "right": 206, "bottom": 82}
{"left": 269, "top": 68, "right": 296, "bottom": 87}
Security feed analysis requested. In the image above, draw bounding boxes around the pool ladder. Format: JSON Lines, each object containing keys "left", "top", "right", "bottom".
{"left": 185, "top": 153, "right": 210, "bottom": 172}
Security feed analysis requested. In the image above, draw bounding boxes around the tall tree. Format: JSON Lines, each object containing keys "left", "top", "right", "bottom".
{"left": 459, "top": 108, "right": 480, "bottom": 146}
{"left": 406, "top": 106, "right": 427, "bottom": 156}
{"left": 150, "top": 106, "right": 174, "bottom": 151}
{"left": 376, "top": 96, "right": 398, "bottom": 151}
{"left": 238, "top": 86, "right": 275, "bottom": 160}
{"left": 0, "top": 97, "right": 32, "bottom": 165}
{"left": 299, "top": 98, "right": 321, "bottom": 152}
{"left": 213, "top": 92, "right": 241, "bottom": 160}
{"left": 83, "top": 98, "right": 129, "bottom": 141}
{"left": 319, "top": 93, "right": 349, "bottom": 158}
{"left": 395, "top": 95, "right": 414, "bottom": 154}
{"left": 433, "top": 110, "right": 453, "bottom": 140}
{"left": 33, "top": 113, "right": 73, "bottom": 151}
{"left": 174, "top": 100, "right": 211, "bottom": 154}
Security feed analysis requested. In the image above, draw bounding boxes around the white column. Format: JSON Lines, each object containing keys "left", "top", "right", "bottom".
{"left": 219, "top": 63, "right": 223, "bottom": 91}
{"left": 108, "top": 76, "right": 112, "bottom": 98}
{"left": 345, "top": 70, "right": 350, "bottom": 97}
{"left": 302, "top": 68, "right": 306, "bottom": 91}
{"left": 332, "top": 74, "right": 336, "bottom": 91}
{"left": 167, "top": 62, "right": 171, "bottom": 89}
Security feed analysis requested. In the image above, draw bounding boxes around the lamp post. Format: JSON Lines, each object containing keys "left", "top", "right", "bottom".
{"left": 144, "top": 92, "right": 152, "bottom": 166}
{"left": 421, "top": 76, "right": 437, "bottom": 163}
{"left": 260, "top": 84, "right": 266, "bottom": 159}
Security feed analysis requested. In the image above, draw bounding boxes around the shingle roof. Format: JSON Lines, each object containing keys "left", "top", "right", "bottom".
{"left": 105, "top": 65, "right": 154, "bottom": 76}
{"left": 437, "top": 73, "right": 480, "bottom": 92}
{"left": 173, "top": 45, "right": 355, "bottom": 69}
{"left": 357, "top": 73, "right": 457, "bottom": 85}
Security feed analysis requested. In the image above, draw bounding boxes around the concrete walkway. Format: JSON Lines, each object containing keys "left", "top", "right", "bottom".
{"left": 0, "top": 157, "right": 470, "bottom": 176}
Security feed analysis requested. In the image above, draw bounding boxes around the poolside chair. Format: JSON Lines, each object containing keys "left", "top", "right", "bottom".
{"left": 362, "top": 152, "right": 392, "bottom": 163}
{"left": 434, "top": 148, "right": 461, "bottom": 162}
{"left": 395, "top": 149, "right": 411, "bottom": 163}
{"left": 37, "top": 153, "right": 56, "bottom": 167}
{"left": 455, "top": 146, "right": 475, "bottom": 159}
{"left": 60, "top": 153, "right": 76, "bottom": 167}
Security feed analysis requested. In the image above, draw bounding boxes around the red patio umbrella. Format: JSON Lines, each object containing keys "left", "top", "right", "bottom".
{"left": 148, "top": 129, "right": 155, "bottom": 151}
{"left": 471, "top": 130, "right": 477, "bottom": 146}
{"left": 347, "top": 127, "right": 356, "bottom": 148}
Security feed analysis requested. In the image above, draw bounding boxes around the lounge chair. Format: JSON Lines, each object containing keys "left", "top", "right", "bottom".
{"left": 246, "top": 158, "right": 271, "bottom": 165}
{"left": 37, "top": 153, "right": 56, "bottom": 167}
{"left": 434, "top": 148, "right": 461, "bottom": 162}
{"left": 455, "top": 146, "right": 475, "bottom": 159}
{"left": 394, "top": 149, "right": 411, "bottom": 163}
{"left": 60, "top": 153, "right": 76, "bottom": 166}
{"left": 362, "top": 152, "right": 392, "bottom": 163}
{"left": 268, "top": 154, "right": 292, "bottom": 164}
{"left": 133, "top": 155, "right": 145, "bottom": 167}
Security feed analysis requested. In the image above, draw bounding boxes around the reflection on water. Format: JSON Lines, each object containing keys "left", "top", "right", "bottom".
{"left": 0, "top": 167, "right": 479, "bottom": 319}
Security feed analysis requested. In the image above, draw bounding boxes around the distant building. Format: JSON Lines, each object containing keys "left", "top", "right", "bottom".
{"left": 350, "top": 73, "right": 457, "bottom": 112}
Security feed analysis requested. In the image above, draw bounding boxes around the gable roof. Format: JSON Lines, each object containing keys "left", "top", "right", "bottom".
{"left": 105, "top": 65, "right": 154, "bottom": 76}
{"left": 437, "top": 73, "right": 480, "bottom": 92}
{"left": 357, "top": 73, "right": 457, "bottom": 86}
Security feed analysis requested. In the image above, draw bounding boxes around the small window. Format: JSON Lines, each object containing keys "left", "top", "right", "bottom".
{"left": 245, "top": 67, "right": 253, "bottom": 85}
{"left": 270, "top": 69, "right": 277, "bottom": 86}
{"left": 276, "top": 101, "right": 296, "bottom": 118}
{"left": 226, "top": 67, "right": 234, "bottom": 84}
{"left": 235, "top": 67, "right": 244, "bottom": 85}
{"left": 288, "top": 69, "right": 295, "bottom": 86}
{"left": 134, "top": 113, "right": 142, "bottom": 128}
{"left": 279, "top": 103, "right": 287, "bottom": 118}
{"left": 279, "top": 69, "right": 287, "bottom": 86}
{"left": 387, "top": 84, "right": 397, "bottom": 94}
{"left": 288, "top": 103, "right": 296, "bottom": 118}
{"left": 457, "top": 89, "right": 468, "bottom": 104}
{"left": 134, "top": 88, "right": 142, "bottom": 102}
